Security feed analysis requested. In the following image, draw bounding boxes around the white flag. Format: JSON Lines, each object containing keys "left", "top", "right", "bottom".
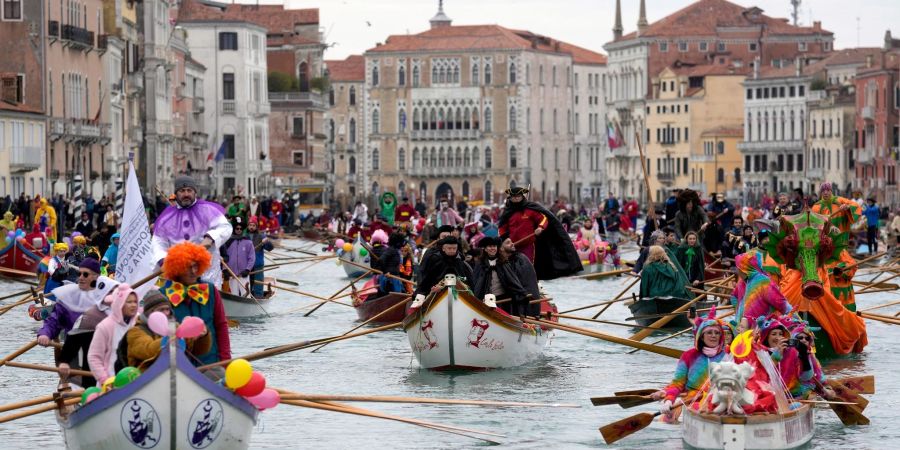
{"left": 116, "top": 162, "right": 157, "bottom": 296}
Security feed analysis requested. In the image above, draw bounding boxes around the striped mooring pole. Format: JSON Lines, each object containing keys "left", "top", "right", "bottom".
{"left": 72, "top": 174, "right": 83, "bottom": 219}
{"left": 115, "top": 176, "right": 124, "bottom": 215}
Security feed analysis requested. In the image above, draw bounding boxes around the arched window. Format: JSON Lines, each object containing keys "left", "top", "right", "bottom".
{"left": 484, "top": 147, "right": 492, "bottom": 169}
{"left": 763, "top": 111, "right": 769, "bottom": 140}
{"left": 510, "top": 145, "right": 517, "bottom": 168}
{"left": 439, "top": 148, "right": 446, "bottom": 166}
{"left": 472, "top": 108, "right": 480, "bottom": 129}
{"left": 349, "top": 118, "right": 357, "bottom": 143}
{"left": 398, "top": 181, "right": 406, "bottom": 195}
{"left": 464, "top": 107, "right": 471, "bottom": 129}
{"left": 462, "top": 181, "right": 470, "bottom": 197}
{"left": 328, "top": 88, "right": 335, "bottom": 106}
{"left": 734, "top": 168, "right": 741, "bottom": 183}
{"left": 372, "top": 109, "right": 380, "bottom": 134}
{"left": 413, "top": 109, "right": 420, "bottom": 130}
{"left": 372, "top": 148, "right": 380, "bottom": 170}
{"left": 298, "top": 62, "right": 310, "bottom": 92}
{"left": 419, "top": 181, "right": 427, "bottom": 201}
{"left": 430, "top": 147, "right": 437, "bottom": 167}
{"left": 398, "top": 66, "right": 406, "bottom": 86}
{"left": 328, "top": 119, "right": 335, "bottom": 143}
{"left": 484, "top": 107, "right": 492, "bottom": 132}
{"left": 455, "top": 108, "right": 462, "bottom": 130}
{"left": 473, "top": 146, "right": 480, "bottom": 167}
{"left": 472, "top": 63, "right": 479, "bottom": 85}
{"left": 484, "top": 63, "right": 492, "bottom": 85}
{"left": 399, "top": 109, "right": 407, "bottom": 132}
{"left": 413, "top": 66, "right": 420, "bottom": 86}
{"left": 372, "top": 181, "right": 379, "bottom": 195}
{"left": 455, "top": 147, "right": 462, "bottom": 167}
{"left": 509, "top": 62, "right": 517, "bottom": 84}
{"left": 349, "top": 86, "right": 356, "bottom": 105}
{"left": 484, "top": 180, "right": 492, "bottom": 202}
{"left": 509, "top": 106, "right": 517, "bottom": 131}
{"left": 413, "top": 148, "right": 419, "bottom": 168}
{"left": 464, "top": 147, "right": 471, "bottom": 167}
{"left": 398, "top": 148, "right": 406, "bottom": 170}
{"left": 747, "top": 113, "right": 752, "bottom": 141}
{"left": 452, "top": 65, "right": 460, "bottom": 84}
{"left": 717, "top": 141, "right": 725, "bottom": 154}
{"left": 371, "top": 65, "right": 379, "bottom": 86}
{"left": 349, "top": 156, "right": 356, "bottom": 174}
{"left": 429, "top": 108, "right": 437, "bottom": 129}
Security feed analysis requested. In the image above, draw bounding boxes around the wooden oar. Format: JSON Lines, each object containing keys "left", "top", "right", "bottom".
{"left": 340, "top": 259, "right": 416, "bottom": 287}
{"left": 221, "top": 263, "right": 270, "bottom": 318}
{"left": 302, "top": 269, "right": 373, "bottom": 317}
{"left": 590, "top": 394, "right": 653, "bottom": 407}
{"left": 599, "top": 404, "right": 680, "bottom": 444}
{"left": 845, "top": 251, "right": 887, "bottom": 270}
{"left": 851, "top": 280, "right": 898, "bottom": 290}
{"left": 0, "top": 266, "right": 39, "bottom": 278}
{"left": 0, "top": 397, "right": 80, "bottom": 424}
{"left": 0, "top": 340, "right": 37, "bottom": 368}
{"left": 523, "top": 318, "right": 682, "bottom": 359}
{"left": 821, "top": 378, "right": 869, "bottom": 426}
{"left": 858, "top": 300, "right": 900, "bottom": 312}
{"left": 626, "top": 327, "right": 692, "bottom": 354}
{"left": 630, "top": 275, "right": 733, "bottom": 342}
{"left": 0, "top": 391, "right": 82, "bottom": 414}
{"left": 0, "top": 287, "right": 33, "bottom": 302}
{"left": 572, "top": 267, "right": 632, "bottom": 280}
{"left": 554, "top": 313, "right": 657, "bottom": 330}
{"left": 686, "top": 287, "right": 732, "bottom": 300}
{"left": 834, "top": 375, "right": 875, "bottom": 395}
{"left": 627, "top": 304, "right": 735, "bottom": 322}
{"left": 3, "top": 361, "right": 92, "bottom": 377}
{"left": 798, "top": 399, "right": 860, "bottom": 405}
{"left": 857, "top": 311, "right": 900, "bottom": 325}
{"left": 309, "top": 294, "right": 411, "bottom": 353}
{"left": 857, "top": 270, "right": 900, "bottom": 293}
{"left": 0, "top": 289, "right": 41, "bottom": 317}
{"left": 283, "top": 399, "right": 503, "bottom": 444}
{"left": 614, "top": 388, "right": 659, "bottom": 397}
{"left": 592, "top": 276, "right": 641, "bottom": 319}
{"left": 275, "top": 389, "right": 578, "bottom": 408}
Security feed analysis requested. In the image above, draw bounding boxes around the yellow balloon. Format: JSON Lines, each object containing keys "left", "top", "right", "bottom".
{"left": 225, "top": 358, "right": 253, "bottom": 389}
{"left": 101, "top": 376, "right": 116, "bottom": 393}
{"left": 342, "top": 242, "right": 353, "bottom": 252}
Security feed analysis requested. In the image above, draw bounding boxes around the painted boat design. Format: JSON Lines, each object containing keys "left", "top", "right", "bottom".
{"left": 0, "top": 239, "right": 42, "bottom": 276}
{"left": 682, "top": 404, "right": 814, "bottom": 450}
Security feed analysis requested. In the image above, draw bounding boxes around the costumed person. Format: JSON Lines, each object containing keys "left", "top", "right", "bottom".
{"left": 368, "top": 229, "right": 390, "bottom": 273}
{"left": 246, "top": 216, "right": 275, "bottom": 298}
{"left": 497, "top": 186, "right": 582, "bottom": 279}
{"left": 473, "top": 236, "right": 530, "bottom": 315}
{"left": 812, "top": 182, "right": 862, "bottom": 309}
{"left": 158, "top": 242, "right": 231, "bottom": 365}
{"left": 639, "top": 246, "right": 692, "bottom": 302}
{"left": 464, "top": 221, "right": 485, "bottom": 249}
{"left": 24, "top": 223, "right": 48, "bottom": 253}
{"left": 43, "top": 243, "right": 71, "bottom": 294}
{"left": 787, "top": 320, "right": 834, "bottom": 399}
{"left": 379, "top": 192, "right": 398, "bottom": 226}
{"left": 87, "top": 283, "right": 139, "bottom": 385}
{"left": 351, "top": 201, "right": 369, "bottom": 225}
{"left": 226, "top": 195, "right": 248, "bottom": 224}
{"left": 575, "top": 218, "right": 601, "bottom": 264}
{"left": 676, "top": 231, "right": 706, "bottom": 288}
{"left": 270, "top": 195, "right": 284, "bottom": 225}
{"left": 221, "top": 217, "right": 255, "bottom": 296}
{"left": 119, "top": 290, "right": 211, "bottom": 372}
{"left": 772, "top": 192, "right": 795, "bottom": 219}
{"left": 756, "top": 315, "right": 808, "bottom": 402}
{"left": 722, "top": 216, "right": 746, "bottom": 260}
{"left": 436, "top": 197, "right": 464, "bottom": 228}
{"left": 633, "top": 230, "right": 667, "bottom": 274}
{"left": 394, "top": 196, "right": 418, "bottom": 224}
{"left": 67, "top": 235, "right": 90, "bottom": 270}
{"left": 374, "top": 232, "right": 405, "bottom": 296}
{"left": 34, "top": 197, "right": 58, "bottom": 242}
{"left": 708, "top": 193, "right": 736, "bottom": 230}
{"left": 151, "top": 175, "right": 233, "bottom": 288}
{"left": 501, "top": 237, "right": 543, "bottom": 316}
{"left": 101, "top": 233, "right": 120, "bottom": 277}
{"left": 37, "top": 258, "right": 120, "bottom": 386}
{"left": 729, "top": 249, "right": 792, "bottom": 331}
{"left": 410, "top": 236, "right": 474, "bottom": 308}
{"left": 651, "top": 310, "right": 727, "bottom": 421}
{"left": 674, "top": 189, "right": 709, "bottom": 240}
{"left": 0, "top": 210, "right": 16, "bottom": 231}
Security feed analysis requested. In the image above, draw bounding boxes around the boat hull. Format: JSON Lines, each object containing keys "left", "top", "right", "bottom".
{"left": 682, "top": 405, "right": 814, "bottom": 450}
{"left": 58, "top": 346, "right": 257, "bottom": 449}
{"left": 340, "top": 236, "right": 371, "bottom": 278}
{"left": 403, "top": 283, "right": 551, "bottom": 370}
{"left": 355, "top": 292, "right": 409, "bottom": 324}
{"left": 221, "top": 291, "right": 273, "bottom": 318}
{"left": 628, "top": 297, "right": 717, "bottom": 328}
{"left": 0, "top": 240, "right": 42, "bottom": 276}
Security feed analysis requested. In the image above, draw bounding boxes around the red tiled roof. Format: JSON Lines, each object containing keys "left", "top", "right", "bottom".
{"left": 326, "top": 55, "right": 365, "bottom": 82}
{"left": 0, "top": 100, "right": 43, "bottom": 114}
{"left": 180, "top": 0, "right": 318, "bottom": 30}
{"left": 367, "top": 24, "right": 605, "bottom": 64}
{"left": 617, "top": 0, "right": 831, "bottom": 41}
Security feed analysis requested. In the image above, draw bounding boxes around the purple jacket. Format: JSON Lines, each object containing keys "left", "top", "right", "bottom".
{"left": 223, "top": 236, "right": 255, "bottom": 274}
{"left": 38, "top": 302, "right": 81, "bottom": 340}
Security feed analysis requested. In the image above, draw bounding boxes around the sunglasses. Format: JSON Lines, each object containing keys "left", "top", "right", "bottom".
{"left": 78, "top": 271, "right": 93, "bottom": 278}
{"left": 796, "top": 335, "right": 811, "bottom": 342}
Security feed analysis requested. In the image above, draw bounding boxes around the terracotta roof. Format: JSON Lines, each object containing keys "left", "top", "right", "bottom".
{"left": 326, "top": 55, "right": 365, "bottom": 82}
{"left": 617, "top": 0, "right": 831, "bottom": 41}
{"left": 367, "top": 24, "right": 605, "bottom": 64}
{"left": 671, "top": 64, "right": 747, "bottom": 77}
{"left": 701, "top": 125, "right": 743, "bottom": 137}
{"left": 756, "top": 48, "right": 884, "bottom": 79}
{"left": 179, "top": 0, "right": 318, "bottom": 30}
{"left": 0, "top": 100, "right": 43, "bottom": 114}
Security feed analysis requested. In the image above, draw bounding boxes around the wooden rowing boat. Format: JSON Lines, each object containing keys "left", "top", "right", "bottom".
{"left": 402, "top": 276, "right": 553, "bottom": 370}
{"left": 627, "top": 296, "right": 717, "bottom": 328}
{"left": 56, "top": 338, "right": 257, "bottom": 449}
{"left": 0, "top": 239, "right": 42, "bottom": 277}
{"left": 221, "top": 278, "right": 275, "bottom": 318}
{"left": 339, "top": 236, "right": 371, "bottom": 278}
{"left": 352, "top": 278, "right": 408, "bottom": 324}
{"left": 300, "top": 227, "right": 325, "bottom": 241}
{"left": 682, "top": 403, "right": 814, "bottom": 450}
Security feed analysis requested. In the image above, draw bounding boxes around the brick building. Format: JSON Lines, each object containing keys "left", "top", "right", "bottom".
{"left": 324, "top": 55, "right": 366, "bottom": 211}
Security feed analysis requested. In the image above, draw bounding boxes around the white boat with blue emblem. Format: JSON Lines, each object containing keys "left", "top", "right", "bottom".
{"left": 56, "top": 338, "right": 257, "bottom": 449}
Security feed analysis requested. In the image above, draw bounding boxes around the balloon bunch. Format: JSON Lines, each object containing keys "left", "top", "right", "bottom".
{"left": 334, "top": 238, "right": 354, "bottom": 256}
{"left": 4, "top": 229, "right": 24, "bottom": 245}
{"left": 224, "top": 359, "right": 279, "bottom": 410}
{"left": 80, "top": 366, "right": 142, "bottom": 405}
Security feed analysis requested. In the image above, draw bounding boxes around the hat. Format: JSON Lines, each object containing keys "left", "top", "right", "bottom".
{"left": 174, "top": 175, "right": 197, "bottom": 192}
{"left": 478, "top": 236, "right": 501, "bottom": 248}
{"left": 111, "top": 233, "right": 121, "bottom": 240}
{"left": 437, "top": 236, "right": 459, "bottom": 247}
{"left": 371, "top": 229, "right": 388, "bottom": 244}
{"left": 692, "top": 307, "right": 723, "bottom": 351}
{"left": 757, "top": 229, "right": 770, "bottom": 240}
{"left": 249, "top": 216, "right": 259, "bottom": 225}
{"left": 79, "top": 257, "right": 101, "bottom": 274}
{"left": 756, "top": 314, "right": 792, "bottom": 345}
{"left": 437, "top": 225, "right": 454, "bottom": 234}
{"left": 231, "top": 216, "right": 245, "bottom": 228}
{"left": 504, "top": 186, "right": 529, "bottom": 196}
{"left": 141, "top": 290, "right": 169, "bottom": 312}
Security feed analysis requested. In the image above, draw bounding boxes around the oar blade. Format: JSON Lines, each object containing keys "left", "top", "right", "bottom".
{"left": 619, "top": 397, "right": 656, "bottom": 409}
{"left": 599, "top": 412, "right": 657, "bottom": 444}
{"left": 590, "top": 395, "right": 641, "bottom": 406}
{"left": 614, "top": 388, "right": 658, "bottom": 397}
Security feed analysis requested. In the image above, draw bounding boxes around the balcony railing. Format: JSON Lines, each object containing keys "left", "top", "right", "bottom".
{"left": 406, "top": 166, "right": 483, "bottom": 177}
{"left": 97, "top": 34, "right": 108, "bottom": 52}
{"left": 9, "top": 146, "right": 43, "bottom": 173}
{"left": 222, "top": 159, "right": 237, "bottom": 174}
{"left": 191, "top": 132, "right": 207, "bottom": 148}
{"left": 147, "top": 120, "right": 174, "bottom": 136}
{"left": 856, "top": 147, "right": 875, "bottom": 164}
{"left": 221, "top": 100, "right": 236, "bottom": 115}
{"left": 610, "top": 146, "right": 631, "bottom": 158}
{"left": 657, "top": 172, "right": 676, "bottom": 183}
{"left": 861, "top": 106, "right": 875, "bottom": 121}
{"left": 248, "top": 160, "right": 272, "bottom": 174}
{"left": 690, "top": 154, "right": 715, "bottom": 162}
{"left": 61, "top": 25, "right": 94, "bottom": 49}
{"left": 409, "top": 129, "right": 483, "bottom": 141}
{"left": 737, "top": 140, "right": 804, "bottom": 152}
{"left": 248, "top": 101, "right": 271, "bottom": 117}
{"left": 267, "top": 91, "right": 325, "bottom": 107}
{"left": 127, "top": 72, "right": 143, "bottom": 95}
{"left": 49, "top": 118, "right": 66, "bottom": 138}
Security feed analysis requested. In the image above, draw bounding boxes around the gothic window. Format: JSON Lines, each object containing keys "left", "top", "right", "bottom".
{"left": 509, "top": 106, "right": 517, "bottom": 132}
{"left": 485, "top": 147, "right": 492, "bottom": 169}
{"left": 399, "top": 109, "right": 407, "bottom": 132}
{"left": 371, "top": 65, "right": 379, "bottom": 86}
{"left": 452, "top": 65, "right": 460, "bottom": 84}
{"left": 484, "top": 107, "right": 492, "bottom": 132}
{"left": 413, "top": 109, "right": 420, "bottom": 130}
{"left": 464, "top": 147, "right": 471, "bottom": 167}
{"left": 484, "top": 63, "right": 492, "bottom": 85}
{"left": 349, "top": 86, "right": 356, "bottom": 105}
{"left": 413, "top": 148, "right": 419, "bottom": 168}
{"left": 472, "top": 63, "right": 479, "bottom": 85}
{"left": 398, "top": 148, "right": 406, "bottom": 170}
{"left": 349, "top": 156, "right": 356, "bottom": 174}
{"left": 510, "top": 146, "right": 517, "bottom": 168}
{"left": 509, "top": 62, "right": 517, "bottom": 84}
{"left": 372, "top": 109, "right": 380, "bottom": 134}
{"left": 372, "top": 148, "right": 380, "bottom": 170}
{"left": 412, "top": 66, "right": 420, "bottom": 86}
{"left": 472, "top": 108, "right": 480, "bottom": 129}
{"left": 349, "top": 118, "right": 356, "bottom": 143}
{"left": 328, "top": 88, "right": 335, "bottom": 106}
{"left": 398, "top": 66, "right": 406, "bottom": 86}
{"left": 484, "top": 181, "right": 492, "bottom": 202}
{"left": 455, "top": 148, "right": 462, "bottom": 167}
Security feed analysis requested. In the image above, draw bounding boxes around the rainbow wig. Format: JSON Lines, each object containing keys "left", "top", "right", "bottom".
{"left": 162, "top": 241, "right": 211, "bottom": 280}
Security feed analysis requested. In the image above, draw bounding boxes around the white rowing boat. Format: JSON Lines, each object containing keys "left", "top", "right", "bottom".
{"left": 56, "top": 338, "right": 257, "bottom": 449}
{"left": 221, "top": 277, "right": 276, "bottom": 318}
{"left": 340, "top": 236, "right": 371, "bottom": 278}
{"left": 402, "top": 275, "right": 552, "bottom": 370}
{"left": 682, "top": 404, "right": 814, "bottom": 450}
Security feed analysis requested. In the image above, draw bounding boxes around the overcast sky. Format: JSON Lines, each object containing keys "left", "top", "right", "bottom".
{"left": 234, "top": 0, "right": 899, "bottom": 59}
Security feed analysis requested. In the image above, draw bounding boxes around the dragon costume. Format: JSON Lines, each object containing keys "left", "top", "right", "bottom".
{"left": 810, "top": 185, "right": 862, "bottom": 308}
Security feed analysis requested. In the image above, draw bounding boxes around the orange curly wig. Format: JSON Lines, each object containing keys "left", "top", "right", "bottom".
{"left": 162, "top": 242, "right": 211, "bottom": 280}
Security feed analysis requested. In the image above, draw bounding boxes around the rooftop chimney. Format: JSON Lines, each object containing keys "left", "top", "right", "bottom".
{"left": 430, "top": 0, "right": 452, "bottom": 29}
{"left": 612, "top": 0, "right": 623, "bottom": 40}
{"left": 813, "top": 21, "right": 821, "bottom": 31}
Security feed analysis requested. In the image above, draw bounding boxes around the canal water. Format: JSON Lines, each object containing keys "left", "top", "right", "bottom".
{"left": 0, "top": 240, "right": 896, "bottom": 449}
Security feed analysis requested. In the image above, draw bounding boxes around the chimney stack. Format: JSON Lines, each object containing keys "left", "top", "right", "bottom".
{"left": 612, "top": 0, "right": 623, "bottom": 40}
{"left": 813, "top": 21, "right": 821, "bottom": 31}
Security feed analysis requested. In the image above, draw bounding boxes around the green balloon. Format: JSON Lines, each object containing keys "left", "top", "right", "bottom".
{"left": 358, "top": 248, "right": 368, "bottom": 257}
{"left": 81, "top": 386, "right": 101, "bottom": 404}
{"left": 114, "top": 366, "right": 141, "bottom": 388}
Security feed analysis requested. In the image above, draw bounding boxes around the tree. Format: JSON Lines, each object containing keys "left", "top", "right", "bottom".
{"left": 268, "top": 71, "right": 299, "bottom": 92}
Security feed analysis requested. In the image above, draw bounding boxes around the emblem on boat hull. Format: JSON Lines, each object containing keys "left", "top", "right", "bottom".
{"left": 120, "top": 399, "right": 161, "bottom": 448}
{"left": 188, "top": 399, "right": 224, "bottom": 448}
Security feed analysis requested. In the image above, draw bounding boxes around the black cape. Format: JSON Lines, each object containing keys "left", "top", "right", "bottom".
{"left": 498, "top": 201, "right": 582, "bottom": 280}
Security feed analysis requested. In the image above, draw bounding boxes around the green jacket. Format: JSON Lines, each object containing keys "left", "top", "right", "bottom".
{"left": 639, "top": 261, "right": 692, "bottom": 301}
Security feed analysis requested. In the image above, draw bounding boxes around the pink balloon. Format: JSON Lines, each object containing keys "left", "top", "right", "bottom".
{"left": 85, "top": 392, "right": 100, "bottom": 403}
{"left": 176, "top": 316, "right": 205, "bottom": 339}
{"left": 147, "top": 311, "right": 171, "bottom": 336}
{"left": 335, "top": 239, "right": 345, "bottom": 248}
{"left": 248, "top": 388, "right": 280, "bottom": 410}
